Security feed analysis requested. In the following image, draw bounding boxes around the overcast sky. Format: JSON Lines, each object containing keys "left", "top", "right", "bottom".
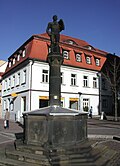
{"left": 0, "top": 0, "right": 120, "bottom": 61}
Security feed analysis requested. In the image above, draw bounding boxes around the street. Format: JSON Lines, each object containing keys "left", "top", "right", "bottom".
{"left": 0, "top": 118, "right": 120, "bottom": 146}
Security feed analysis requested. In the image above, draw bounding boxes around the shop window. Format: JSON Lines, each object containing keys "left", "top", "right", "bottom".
{"left": 69, "top": 98, "right": 78, "bottom": 110}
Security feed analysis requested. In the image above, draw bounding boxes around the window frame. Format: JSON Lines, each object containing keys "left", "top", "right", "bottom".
{"left": 95, "top": 58, "right": 100, "bottom": 66}
{"left": 42, "top": 69, "right": 49, "bottom": 83}
{"left": 63, "top": 50, "right": 69, "bottom": 60}
{"left": 71, "top": 73, "right": 77, "bottom": 86}
{"left": 93, "top": 77, "right": 97, "bottom": 88}
{"left": 83, "top": 76, "right": 88, "bottom": 87}
{"left": 75, "top": 53, "right": 82, "bottom": 62}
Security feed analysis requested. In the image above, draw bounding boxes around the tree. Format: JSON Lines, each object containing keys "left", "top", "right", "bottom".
{"left": 101, "top": 53, "right": 120, "bottom": 121}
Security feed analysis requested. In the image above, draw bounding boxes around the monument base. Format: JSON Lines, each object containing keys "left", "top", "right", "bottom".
{"left": 23, "top": 106, "right": 88, "bottom": 148}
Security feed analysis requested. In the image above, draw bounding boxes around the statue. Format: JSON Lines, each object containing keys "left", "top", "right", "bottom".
{"left": 46, "top": 15, "right": 65, "bottom": 53}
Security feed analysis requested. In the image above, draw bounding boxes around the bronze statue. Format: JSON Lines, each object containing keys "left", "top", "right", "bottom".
{"left": 46, "top": 15, "right": 65, "bottom": 53}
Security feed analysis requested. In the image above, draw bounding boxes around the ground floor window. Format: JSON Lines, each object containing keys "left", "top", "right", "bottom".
{"left": 39, "top": 96, "right": 49, "bottom": 108}
{"left": 21, "top": 96, "right": 26, "bottom": 112}
{"left": 39, "top": 99, "right": 49, "bottom": 108}
{"left": 69, "top": 98, "right": 78, "bottom": 110}
{"left": 83, "top": 98, "right": 89, "bottom": 112}
{"left": 102, "top": 99, "right": 108, "bottom": 108}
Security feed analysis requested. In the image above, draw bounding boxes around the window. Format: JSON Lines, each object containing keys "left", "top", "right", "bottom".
{"left": 93, "top": 77, "right": 97, "bottom": 88}
{"left": 8, "top": 78, "right": 11, "bottom": 89}
{"left": 11, "top": 75, "right": 15, "bottom": 88}
{"left": 39, "top": 96, "right": 49, "bottom": 108}
{"left": 83, "top": 76, "right": 88, "bottom": 87}
{"left": 95, "top": 58, "right": 100, "bottom": 66}
{"left": 4, "top": 80, "right": 7, "bottom": 90}
{"left": 42, "top": 70, "right": 48, "bottom": 83}
{"left": 69, "top": 99, "right": 78, "bottom": 110}
{"left": 13, "top": 58, "right": 15, "bottom": 65}
{"left": 16, "top": 73, "right": 20, "bottom": 86}
{"left": 22, "top": 49, "right": 26, "bottom": 57}
{"left": 75, "top": 53, "right": 82, "bottom": 62}
{"left": 9, "top": 61, "right": 12, "bottom": 67}
{"left": 22, "top": 70, "right": 26, "bottom": 84}
{"left": 10, "top": 100, "right": 14, "bottom": 111}
{"left": 64, "top": 39, "right": 77, "bottom": 45}
{"left": 86, "top": 56, "right": 91, "bottom": 64}
{"left": 102, "top": 99, "right": 108, "bottom": 108}
{"left": 71, "top": 74, "right": 77, "bottom": 86}
{"left": 21, "top": 96, "right": 26, "bottom": 112}
{"left": 48, "top": 46, "right": 51, "bottom": 53}
{"left": 63, "top": 50, "right": 69, "bottom": 59}
{"left": 102, "top": 78, "right": 107, "bottom": 90}
{"left": 83, "top": 98, "right": 89, "bottom": 112}
{"left": 17, "top": 54, "right": 20, "bottom": 61}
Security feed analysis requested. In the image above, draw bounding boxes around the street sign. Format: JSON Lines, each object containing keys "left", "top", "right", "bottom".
{"left": 11, "top": 93, "right": 18, "bottom": 97}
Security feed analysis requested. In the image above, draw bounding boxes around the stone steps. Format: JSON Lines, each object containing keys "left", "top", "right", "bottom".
{"left": 0, "top": 140, "right": 118, "bottom": 166}
{"left": 5, "top": 149, "right": 50, "bottom": 166}
{"left": 0, "top": 158, "right": 40, "bottom": 166}
{"left": 49, "top": 143, "right": 108, "bottom": 166}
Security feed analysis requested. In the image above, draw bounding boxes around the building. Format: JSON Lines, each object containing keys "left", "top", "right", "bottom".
{"left": 101, "top": 53, "right": 120, "bottom": 117}
{"left": 1, "top": 33, "right": 107, "bottom": 122}
{"left": 0, "top": 60, "right": 7, "bottom": 118}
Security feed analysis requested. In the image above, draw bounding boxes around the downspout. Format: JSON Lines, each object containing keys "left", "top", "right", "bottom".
{"left": 29, "top": 60, "right": 34, "bottom": 111}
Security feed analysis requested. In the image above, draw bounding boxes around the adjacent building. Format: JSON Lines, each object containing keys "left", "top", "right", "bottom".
{"left": 0, "top": 60, "right": 7, "bottom": 118}
{"left": 1, "top": 33, "right": 108, "bottom": 122}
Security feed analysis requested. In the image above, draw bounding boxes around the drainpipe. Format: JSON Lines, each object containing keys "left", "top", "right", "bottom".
{"left": 97, "top": 72, "right": 102, "bottom": 116}
{"left": 29, "top": 60, "right": 34, "bottom": 111}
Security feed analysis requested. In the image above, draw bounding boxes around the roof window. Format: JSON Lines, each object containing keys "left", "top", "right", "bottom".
{"left": 63, "top": 50, "right": 69, "bottom": 60}
{"left": 63, "top": 39, "right": 78, "bottom": 45}
{"left": 75, "top": 53, "right": 82, "bottom": 62}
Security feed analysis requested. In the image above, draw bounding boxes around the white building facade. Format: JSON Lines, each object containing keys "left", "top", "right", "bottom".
{"left": 2, "top": 34, "right": 108, "bottom": 122}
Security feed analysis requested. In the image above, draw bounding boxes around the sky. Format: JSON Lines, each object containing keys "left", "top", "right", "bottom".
{"left": 0, "top": 0, "right": 120, "bottom": 61}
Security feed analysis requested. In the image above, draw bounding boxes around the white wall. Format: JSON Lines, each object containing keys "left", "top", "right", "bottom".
{"left": 2, "top": 60, "right": 108, "bottom": 121}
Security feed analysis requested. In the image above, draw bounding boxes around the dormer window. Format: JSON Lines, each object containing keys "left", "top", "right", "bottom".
{"left": 63, "top": 39, "right": 78, "bottom": 45}
{"left": 85, "top": 54, "right": 92, "bottom": 64}
{"left": 9, "top": 61, "right": 12, "bottom": 67}
{"left": 75, "top": 53, "right": 82, "bottom": 62}
{"left": 63, "top": 50, "right": 69, "bottom": 60}
{"left": 85, "top": 45, "right": 95, "bottom": 51}
{"left": 17, "top": 54, "right": 20, "bottom": 61}
{"left": 95, "top": 58, "right": 100, "bottom": 66}
{"left": 48, "top": 45, "right": 51, "bottom": 53}
{"left": 22, "top": 49, "right": 26, "bottom": 57}
{"left": 13, "top": 58, "right": 15, "bottom": 65}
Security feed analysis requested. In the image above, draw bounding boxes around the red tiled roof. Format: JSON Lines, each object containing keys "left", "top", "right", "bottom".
{"left": 4, "top": 33, "right": 107, "bottom": 75}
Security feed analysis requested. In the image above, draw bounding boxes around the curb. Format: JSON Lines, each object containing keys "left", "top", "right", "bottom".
{"left": 88, "top": 134, "right": 120, "bottom": 141}
{"left": 0, "top": 132, "right": 16, "bottom": 139}
{"left": 88, "top": 134, "right": 113, "bottom": 139}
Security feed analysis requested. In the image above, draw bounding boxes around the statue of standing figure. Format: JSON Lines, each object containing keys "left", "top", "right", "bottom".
{"left": 46, "top": 15, "right": 65, "bottom": 53}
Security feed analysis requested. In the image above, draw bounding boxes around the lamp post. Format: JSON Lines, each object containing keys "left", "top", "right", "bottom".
{"left": 78, "top": 92, "right": 82, "bottom": 111}
{"left": 97, "top": 72, "right": 102, "bottom": 115}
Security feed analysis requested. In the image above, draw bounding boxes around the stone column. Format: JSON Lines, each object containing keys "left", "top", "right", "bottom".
{"left": 48, "top": 53, "right": 64, "bottom": 106}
